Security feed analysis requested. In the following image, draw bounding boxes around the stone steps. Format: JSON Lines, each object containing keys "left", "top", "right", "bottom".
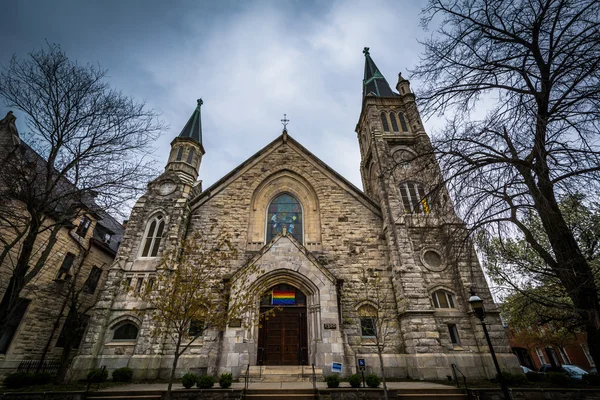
{"left": 245, "top": 389, "right": 315, "bottom": 400}
{"left": 85, "top": 391, "right": 163, "bottom": 400}
{"left": 246, "top": 365, "right": 322, "bottom": 382}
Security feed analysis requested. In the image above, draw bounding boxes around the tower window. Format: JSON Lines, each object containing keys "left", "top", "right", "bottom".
{"left": 398, "top": 113, "right": 409, "bottom": 132}
{"left": 186, "top": 148, "right": 195, "bottom": 164}
{"left": 380, "top": 112, "right": 390, "bottom": 132}
{"left": 390, "top": 113, "right": 399, "bottom": 132}
{"left": 176, "top": 147, "right": 183, "bottom": 161}
{"left": 266, "top": 193, "right": 303, "bottom": 244}
{"left": 140, "top": 215, "right": 165, "bottom": 257}
{"left": 432, "top": 290, "right": 456, "bottom": 309}
{"left": 399, "top": 181, "right": 430, "bottom": 214}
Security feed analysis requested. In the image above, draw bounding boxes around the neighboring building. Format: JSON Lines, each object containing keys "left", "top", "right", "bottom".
{"left": 0, "top": 112, "right": 124, "bottom": 377}
{"left": 72, "top": 49, "right": 520, "bottom": 381}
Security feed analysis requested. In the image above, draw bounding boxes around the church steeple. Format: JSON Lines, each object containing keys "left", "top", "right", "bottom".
{"left": 362, "top": 47, "right": 396, "bottom": 98}
{"left": 165, "top": 100, "right": 206, "bottom": 184}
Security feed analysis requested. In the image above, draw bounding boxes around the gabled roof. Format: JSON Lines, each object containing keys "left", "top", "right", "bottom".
{"left": 190, "top": 132, "right": 381, "bottom": 216}
{"left": 362, "top": 47, "right": 397, "bottom": 98}
{"left": 178, "top": 99, "right": 203, "bottom": 144}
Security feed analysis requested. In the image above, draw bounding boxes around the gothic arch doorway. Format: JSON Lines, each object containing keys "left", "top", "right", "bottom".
{"left": 258, "top": 284, "right": 308, "bottom": 365}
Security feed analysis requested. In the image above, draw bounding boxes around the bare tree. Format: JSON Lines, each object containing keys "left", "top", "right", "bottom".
{"left": 411, "top": 0, "right": 600, "bottom": 367}
{"left": 0, "top": 44, "right": 163, "bottom": 335}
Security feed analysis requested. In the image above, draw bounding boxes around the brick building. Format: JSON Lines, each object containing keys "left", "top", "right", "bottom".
{"left": 0, "top": 112, "right": 124, "bottom": 378}
{"left": 71, "top": 49, "right": 520, "bottom": 381}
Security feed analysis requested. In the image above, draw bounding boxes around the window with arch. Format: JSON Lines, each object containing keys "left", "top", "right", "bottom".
{"left": 389, "top": 112, "right": 399, "bottom": 132}
{"left": 186, "top": 148, "right": 195, "bottom": 164}
{"left": 113, "top": 322, "right": 139, "bottom": 341}
{"left": 358, "top": 305, "right": 377, "bottom": 337}
{"left": 176, "top": 147, "right": 183, "bottom": 161}
{"left": 398, "top": 113, "right": 409, "bottom": 132}
{"left": 432, "top": 290, "right": 456, "bottom": 309}
{"left": 380, "top": 112, "right": 390, "bottom": 132}
{"left": 399, "top": 181, "right": 430, "bottom": 214}
{"left": 140, "top": 214, "right": 165, "bottom": 257}
{"left": 266, "top": 193, "right": 303, "bottom": 244}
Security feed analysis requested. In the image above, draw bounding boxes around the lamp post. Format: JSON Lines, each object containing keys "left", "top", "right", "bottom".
{"left": 469, "top": 292, "right": 511, "bottom": 400}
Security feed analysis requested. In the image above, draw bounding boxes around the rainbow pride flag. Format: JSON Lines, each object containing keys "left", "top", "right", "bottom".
{"left": 272, "top": 290, "right": 295, "bottom": 305}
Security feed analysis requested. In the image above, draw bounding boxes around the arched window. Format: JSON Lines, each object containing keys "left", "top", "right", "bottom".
{"left": 140, "top": 215, "right": 165, "bottom": 257}
{"left": 266, "top": 193, "right": 303, "bottom": 244}
{"left": 113, "top": 322, "right": 139, "bottom": 341}
{"left": 432, "top": 290, "right": 456, "bottom": 309}
{"left": 380, "top": 112, "right": 390, "bottom": 132}
{"left": 357, "top": 305, "right": 377, "bottom": 338}
{"left": 186, "top": 148, "right": 195, "bottom": 164}
{"left": 176, "top": 147, "right": 183, "bottom": 161}
{"left": 398, "top": 113, "right": 409, "bottom": 132}
{"left": 399, "top": 181, "right": 430, "bottom": 214}
{"left": 390, "top": 113, "right": 399, "bottom": 132}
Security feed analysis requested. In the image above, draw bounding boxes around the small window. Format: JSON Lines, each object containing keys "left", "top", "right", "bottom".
{"left": 360, "top": 317, "right": 376, "bottom": 337}
{"left": 432, "top": 290, "right": 456, "bottom": 309}
{"left": 113, "top": 323, "right": 139, "bottom": 341}
{"left": 535, "top": 347, "right": 547, "bottom": 365}
{"left": 380, "top": 112, "right": 390, "bottom": 132}
{"left": 399, "top": 182, "right": 430, "bottom": 214}
{"left": 176, "top": 147, "right": 183, "bottom": 161}
{"left": 389, "top": 113, "right": 399, "bottom": 132}
{"left": 188, "top": 319, "right": 205, "bottom": 337}
{"left": 0, "top": 299, "right": 30, "bottom": 353}
{"left": 76, "top": 216, "right": 91, "bottom": 237}
{"left": 134, "top": 277, "right": 144, "bottom": 294}
{"left": 398, "top": 113, "right": 409, "bottom": 132}
{"left": 140, "top": 215, "right": 165, "bottom": 257}
{"left": 83, "top": 266, "right": 102, "bottom": 294}
{"left": 187, "top": 148, "right": 195, "bottom": 164}
{"left": 146, "top": 277, "right": 156, "bottom": 292}
{"left": 448, "top": 324, "right": 460, "bottom": 345}
{"left": 56, "top": 253, "right": 76, "bottom": 281}
{"left": 125, "top": 275, "right": 133, "bottom": 290}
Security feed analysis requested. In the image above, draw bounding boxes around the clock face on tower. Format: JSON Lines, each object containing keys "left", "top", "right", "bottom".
{"left": 158, "top": 180, "right": 177, "bottom": 196}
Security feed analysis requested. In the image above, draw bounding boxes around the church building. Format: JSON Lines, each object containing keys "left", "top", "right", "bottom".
{"left": 71, "top": 49, "right": 519, "bottom": 381}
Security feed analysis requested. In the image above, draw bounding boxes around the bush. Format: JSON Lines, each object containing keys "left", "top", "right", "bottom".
{"left": 197, "top": 374, "right": 216, "bottom": 389}
{"left": 325, "top": 374, "right": 340, "bottom": 388}
{"left": 545, "top": 372, "right": 571, "bottom": 386}
{"left": 112, "top": 367, "right": 133, "bottom": 382}
{"left": 500, "top": 371, "right": 527, "bottom": 385}
{"left": 365, "top": 373, "right": 381, "bottom": 388}
{"left": 219, "top": 372, "right": 233, "bottom": 388}
{"left": 3, "top": 372, "right": 33, "bottom": 389}
{"left": 526, "top": 371, "right": 543, "bottom": 382}
{"left": 181, "top": 372, "right": 198, "bottom": 389}
{"left": 348, "top": 374, "right": 362, "bottom": 388}
{"left": 582, "top": 373, "right": 600, "bottom": 386}
{"left": 87, "top": 367, "right": 108, "bottom": 383}
{"left": 31, "top": 372, "right": 53, "bottom": 385}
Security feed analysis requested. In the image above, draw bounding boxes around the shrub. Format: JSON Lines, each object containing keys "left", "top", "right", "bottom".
{"left": 31, "top": 372, "right": 53, "bottom": 385}
{"left": 87, "top": 367, "right": 108, "bottom": 383}
{"left": 3, "top": 372, "right": 33, "bottom": 389}
{"left": 526, "top": 371, "right": 543, "bottom": 382}
{"left": 545, "top": 372, "right": 571, "bottom": 386}
{"left": 348, "top": 374, "right": 362, "bottom": 388}
{"left": 219, "top": 372, "right": 233, "bottom": 388}
{"left": 112, "top": 367, "right": 133, "bottom": 382}
{"left": 500, "top": 371, "right": 527, "bottom": 385}
{"left": 181, "top": 372, "right": 198, "bottom": 389}
{"left": 197, "top": 374, "right": 216, "bottom": 389}
{"left": 365, "top": 373, "right": 381, "bottom": 388}
{"left": 582, "top": 373, "right": 600, "bottom": 386}
{"left": 325, "top": 374, "right": 340, "bottom": 388}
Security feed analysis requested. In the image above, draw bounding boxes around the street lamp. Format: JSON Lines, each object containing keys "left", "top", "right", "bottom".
{"left": 469, "top": 291, "right": 511, "bottom": 400}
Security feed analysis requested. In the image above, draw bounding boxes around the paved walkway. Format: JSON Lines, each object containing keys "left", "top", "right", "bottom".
{"left": 102, "top": 381, "right": 454, "bottom": 391}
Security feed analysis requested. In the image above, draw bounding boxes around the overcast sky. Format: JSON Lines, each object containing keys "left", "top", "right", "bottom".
{"left": 0, "top": 0, "right": 434, "bottom": 193}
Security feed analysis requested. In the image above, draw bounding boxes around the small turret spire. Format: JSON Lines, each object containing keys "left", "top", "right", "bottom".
{"left": 362, "top": 47, "right": 396, "bottom": 98}
{"left": 178, "top": 99, "right": 203, "bottom": 144}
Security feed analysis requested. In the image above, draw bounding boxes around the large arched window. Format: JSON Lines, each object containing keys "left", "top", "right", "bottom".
{"left": 389, "top": 113, "right": 399, "bottom": 132}
{"left": 113, "top": 322, "right": 139, "bottom": 341}
{"left": 266, "top": 193, "right": 303, "bottom": 244}
{"left": 398, "top": 113, "right": 409, "bottom": 132}
{"left": 399, "top": 181, "right": 430, "bottom": 214}
{"left": 432, "top": 290, "right": 456, "bottom": 309}
{"left": 140, "top": 214, "right": 165, "bottom": 257}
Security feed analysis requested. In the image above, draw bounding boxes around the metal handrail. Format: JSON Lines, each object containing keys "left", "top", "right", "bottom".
{"left": 242, "top": 364, "right": 250, "bottom": 399}
{"left": 451, "top": 363, "right": 472, "bottom": 400}
{"left": 258, "top": 347, "right": 265, "bottom": 379}
{"left": 311, "top": 363, "right": 317, "bottom": 399}
{"left": 86, "top": 365, "right": 106, "bottom": 392}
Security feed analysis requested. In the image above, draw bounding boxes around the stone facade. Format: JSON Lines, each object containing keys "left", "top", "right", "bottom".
{"left": 71, "top": 52, "right": 520, "bottom": 381}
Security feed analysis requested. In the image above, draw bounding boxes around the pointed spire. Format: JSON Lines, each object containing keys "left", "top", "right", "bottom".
{"left": 178, "top": 99, "right": 203, "bottom": 144}
{"left": 362, "top": 47, "right": 396, "bottom": 98}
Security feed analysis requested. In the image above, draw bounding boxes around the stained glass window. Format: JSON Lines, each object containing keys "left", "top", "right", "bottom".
{"left": 266, "top": 194, "right": 303, "bottom": 244}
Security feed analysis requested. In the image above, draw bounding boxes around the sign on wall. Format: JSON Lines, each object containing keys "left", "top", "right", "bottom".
{"left": 332, "top": 362, "right": 343, "bottom": 373}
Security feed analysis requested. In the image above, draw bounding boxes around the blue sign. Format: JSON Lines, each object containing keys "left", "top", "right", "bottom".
{"left": 358, "top": 359, "right": 366, "bottom": 367}
{"left": 332, "top": 362, "right": 343, "bottom": 373}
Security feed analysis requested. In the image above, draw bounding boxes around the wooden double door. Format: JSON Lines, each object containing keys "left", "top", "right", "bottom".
{"left": 258, "top": 306, "right": 308, "bottom": 365}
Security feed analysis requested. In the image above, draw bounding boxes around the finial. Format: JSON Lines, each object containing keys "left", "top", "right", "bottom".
{"left": 281, "top": 113, "right": 289, "bottom": 130}
{"left": 363, "top": 47, "right": 370, "bottom": 56}
{"left": 197, "top": 98, "right": 203, "bottom": 107}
